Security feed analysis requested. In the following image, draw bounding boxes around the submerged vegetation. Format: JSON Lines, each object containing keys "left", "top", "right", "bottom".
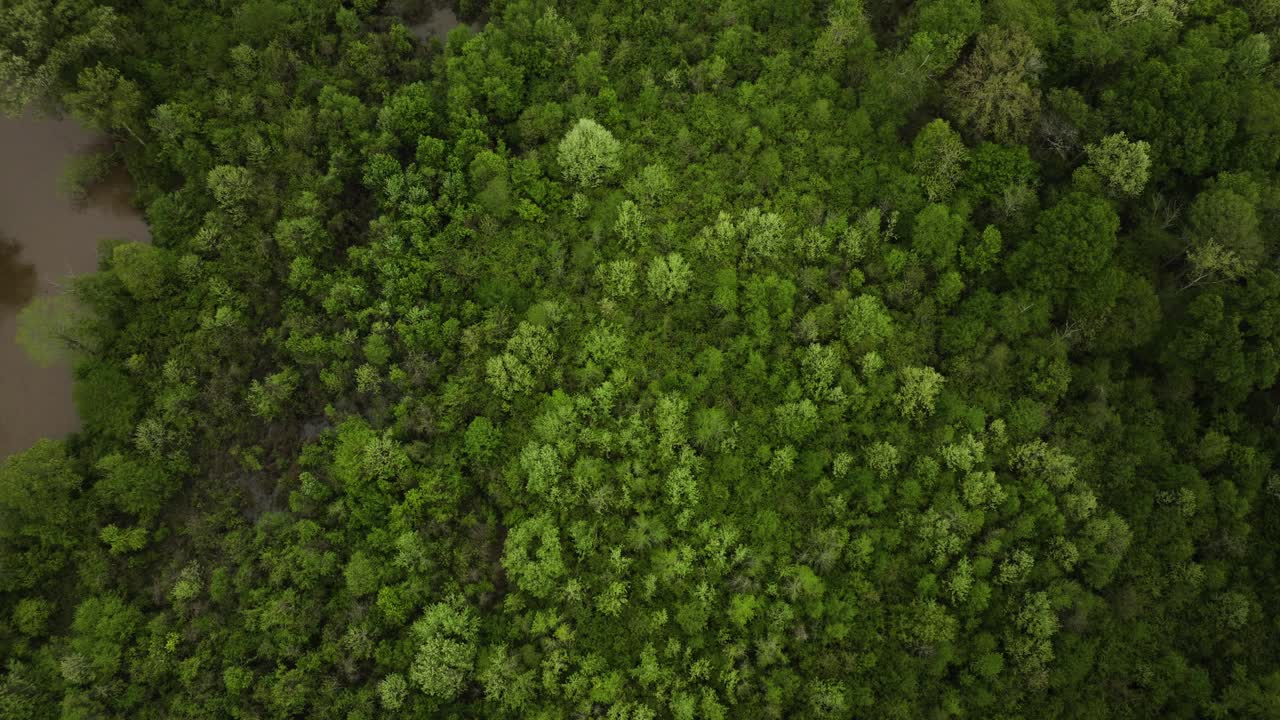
{"left": 3, "top": 0, "right": 1280, "bottom": 717}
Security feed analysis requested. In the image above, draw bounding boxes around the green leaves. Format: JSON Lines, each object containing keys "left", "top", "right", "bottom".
{"left": 410, "top": 600, "right": 479, "bottom": 700}
{"left": 12, "top": 597, "right": 52, "bottom": 637}
{"left": 0, "top": 439, "right": 81, "bottom": 544}
{"left": 1085, "top": 132, "right": 1152, "bottom": 198}
{"left": 378, "top": 673, "right": 408, "bottom": 710}
{"left": 487, "top": 321, "right": 557, "bottom": 402}
{"left": 1188, "top": 182, "right": 1264, "bottom": 274}
{"left": 558, "top": 118, "right": 621, "bottom": 188}
{"left": 5, "top": 1, "right": 1280, "bottom": 717}
{"left": 247, "top": 368, "right": 299, "bottom": 421}
{"left": 464, "top": 416, "right": 500, "bottom": 464}
{"left": 206, "top": 165, "right": 255, "bottom": 224}
{"left": 896, "top": 366, "right": 945, "bottom": 420}
{"left": 842, "top": 293, "right": 894, "bottom": 352}
{"left": 93, "top": 452, "right": 177, "bottom": 518}
{"left": 64, "top": 594, "right": 143, "bottom": 685}
{"left": 1012, "top": 192, "right": 1119, "bottom": 291}
{"left": 0, "top": 1, "right": 124, "bottom": 114}
{"left": 502, "top": 514, "right": 567, "bottom": 599}
{"left": 99, "top": 524, "right": 147, "bottom": 555}
{"left": 646, "top": 252, "right": 692, "bottom": 302}
{"left": 946, "top": 26, "right": 1042, "bottom": 143}
{"left": 65, "top": 63, "right": 144, "bottom": 143}
{"left": 911, "top": 203, "right": 965, "bottom": 271}
{"left": 913, "top": 119, "right": 969, "bottom": 202}
{"left": 774, "top": 399, "right": 819, "bottom": 441}
{"left": 899, "top": 598, "right": 958, "bottom": 655}
{"left": 15, "top": 293, "right": 94, "bottom": 368}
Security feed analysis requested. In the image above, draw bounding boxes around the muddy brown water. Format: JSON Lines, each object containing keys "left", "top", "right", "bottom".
{"left": 0, "top": 113, "right": 149, "bottom": 460}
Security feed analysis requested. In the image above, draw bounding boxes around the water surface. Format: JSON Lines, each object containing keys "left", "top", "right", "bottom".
{"left": 0, "top": 114, "right": 148, "bottom": 459}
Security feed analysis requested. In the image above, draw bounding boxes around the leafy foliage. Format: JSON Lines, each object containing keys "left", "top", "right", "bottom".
{"left": 3, "top": 1, "right": 1280, "bottom": 718}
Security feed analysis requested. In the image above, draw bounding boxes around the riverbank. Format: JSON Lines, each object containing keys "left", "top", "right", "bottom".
{"left": 0, "top": 113, "right": 148, "bottom": 458}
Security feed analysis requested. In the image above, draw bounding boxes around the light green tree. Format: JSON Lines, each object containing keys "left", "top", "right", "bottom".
{"left": 867, "top": 441, "right": 900, "bottom": 479}
{"left": 961, "top": 225, "right": 1002, "bottom": 272}
{"left": 898, "top": 598, "right": 958, "bottom": 656}
{"left": 896, "top": 366, "right": 945, "bottom": 419}
{"left": 558, "top": 118, "right": 621, "bottom": 187}
{"left": 912, "top": 203, "right": 965, "bottom": 271}
{"left": 207, "top": 165, "right": 255, "bottom": 223}
{"left": 913, "top": 119, "right": 969, "bottom": 202}
{"left": 502, "top": 515, "right": 567, "bottom": 599}
{"left": 99, "top": 524, "right": 147, "bottom": 555}
{"left": 843, "top": 293, "right": 894, "bottom": 351}
{"left": 64, "top": 594, "right": 143, "bottom": 685}
{"left": 1214, "top": 591, "right": 1252, "bottom": 631}
{"left": 248, "top": 368, "right": 300, "bottom": 420}
{"left": 169, "top": 561, "right": 202, "bottom": 604}
{"left": 962, "top": 470, "right": 1006, "bottom": 509}
{"left": 478, "top": 644, "right": 536, "bottom": 712}
{"left": 1007, "top": 591, "right": 1059, "bottom": 684}
{"left": 16, "top": 293, "right": 93, "bottom": 366}
{"left": 775, "top": 399, "right": 820, "bottom": 441}
{"left": 379, "top": 673, "right": 408, "bottom": 709}
{"left": 12, "top": 597, "right": 52, "bottom": 636}
{"left": 487, "top": 322, "right": 556, "bottom": 401}
{"left": 64, "top": 63, "right": 146, "bottom": 145}
{"left": 410, "top": 600, "right": 479, "bottom": 700}
{"left": 1183, "top": 239, "right": 1250, "bottom": 290}
{"left": 486, "top": 353, "right": 535, "bottom": 401}
{"left": 1086, "top": 132, "right": 1151, "bottom": 197}
{"left": 647, "top": 252, "right": 692, "bottom": 302}
{"left": 597, "top": 258, "right": 638, "bottom": 299}
{"left": 112, "top": 242, "right": 169, "bottom": 300}
{"left": 615, "top": 199, "right": 647, "bottom": 250}
{"left": 1109, "top": 0, "right": 1188, "bottom": 26}
{"left": 812, "top": 0, "right": 874, "bottom": 71}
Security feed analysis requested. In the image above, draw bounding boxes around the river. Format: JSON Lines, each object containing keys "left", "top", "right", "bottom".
{"left": 0, "top": 114, "right": 149, "bottom": 460}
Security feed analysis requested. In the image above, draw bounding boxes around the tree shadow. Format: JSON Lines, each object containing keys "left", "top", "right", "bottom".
{"left": 81, "top": 163, "right": 139, "bottom": 216}
{"left": 0, "top": 235, "right": 36, "bottom": 309}
{"left": 62, "top": 138, "right": 139, "bottom": 217}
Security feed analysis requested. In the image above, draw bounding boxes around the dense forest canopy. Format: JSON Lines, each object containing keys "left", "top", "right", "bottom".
{"left": 3, "top": 0, "right": 1280, "bottom": 717}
